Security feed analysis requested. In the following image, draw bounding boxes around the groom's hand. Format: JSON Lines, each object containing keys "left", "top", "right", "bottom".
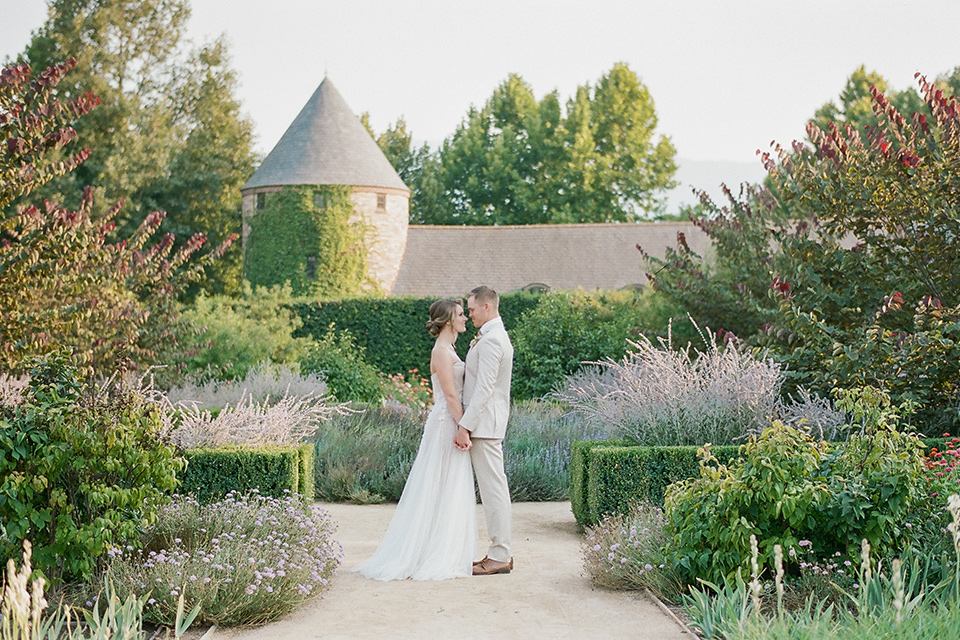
{"left": 455, "top": 425, "right": 472, "bottom": 451}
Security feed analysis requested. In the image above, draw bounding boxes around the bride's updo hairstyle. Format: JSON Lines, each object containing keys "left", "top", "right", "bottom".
{"left": 426, "top": 299, "right": 461, "bottom": 337}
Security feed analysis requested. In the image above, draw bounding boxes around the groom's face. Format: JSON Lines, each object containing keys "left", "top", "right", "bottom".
{"left": 467, "top": 295, "right": 491, "bottom": 328}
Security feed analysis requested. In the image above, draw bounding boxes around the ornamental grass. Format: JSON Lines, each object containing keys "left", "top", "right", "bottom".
{"left": 557, "top": 327, "right": 782, "bottom": 446}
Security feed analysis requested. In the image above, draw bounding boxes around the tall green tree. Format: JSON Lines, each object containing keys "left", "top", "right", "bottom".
{"left": 13, "top": 0, "right": 256, "bottom": 295}
{"left": 369, "top": 63, "right": 676, "bottom": 226}
{"left": 144, "top": 38, "right": 256, "bottom": 296}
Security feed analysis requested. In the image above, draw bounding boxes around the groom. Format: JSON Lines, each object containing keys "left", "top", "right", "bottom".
{"left": 455, "top": 285, "right": 515, "bottom": 576}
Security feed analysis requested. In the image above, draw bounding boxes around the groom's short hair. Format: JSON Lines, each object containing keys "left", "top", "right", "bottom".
{"left": 469, "top": 285, "right": 499, "bottom": 309}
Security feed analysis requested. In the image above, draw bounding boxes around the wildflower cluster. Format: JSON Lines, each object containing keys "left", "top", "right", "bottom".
{"left": 925, "top": 435, "right": 960, "bottom": 498}
{"left": 789, "top": 539, "right": 859, "bottom": 603}
{"left": 380, "top": 369, "right": 432, "bottom": 412}
{"left": 581, "top": 503, "right": 679, "bottom": 599}
{"left": 106, "top": 492, "right": 342, "bottom": 626}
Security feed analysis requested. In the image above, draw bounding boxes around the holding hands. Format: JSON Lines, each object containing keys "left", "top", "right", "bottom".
{"left": 455, "top": 425, "right": 472, "bottom": 451}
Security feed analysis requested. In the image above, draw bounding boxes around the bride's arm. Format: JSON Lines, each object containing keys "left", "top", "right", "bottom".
{"left": 432, "top": 346, "right": 464, "bottom": 424}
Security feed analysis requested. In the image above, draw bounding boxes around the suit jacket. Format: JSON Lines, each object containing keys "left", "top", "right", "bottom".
{"left": 460, "top": 316, "right": 514, "bottom": 439}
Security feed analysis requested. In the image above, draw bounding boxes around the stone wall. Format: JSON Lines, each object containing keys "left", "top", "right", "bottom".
{"left": 350, "top": 186, "right": 409, "bottom": 293}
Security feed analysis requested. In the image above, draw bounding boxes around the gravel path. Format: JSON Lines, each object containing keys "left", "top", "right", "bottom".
{"left": 212, "top": 501, "right": 691, "bottom": 640}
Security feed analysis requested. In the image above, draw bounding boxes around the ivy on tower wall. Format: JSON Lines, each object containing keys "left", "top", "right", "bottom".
{"left": 244, "top": 185, "right": 369, "bottom": 297}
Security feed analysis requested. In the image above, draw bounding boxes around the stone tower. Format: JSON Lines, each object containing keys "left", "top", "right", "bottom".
{"left": 240, "top": 78, "right": 410, "bottom": 292}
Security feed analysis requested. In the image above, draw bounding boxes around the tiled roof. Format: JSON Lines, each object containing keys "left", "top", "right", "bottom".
{"left": 242, "top": 78, "right": 408, "bottom": 192}
{"left": 391, "top": 221, "right": 712, "bottom": 297}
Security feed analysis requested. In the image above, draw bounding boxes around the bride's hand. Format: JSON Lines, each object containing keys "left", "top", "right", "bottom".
{"left": 454, "top": 425, "right": 472, "bottom": 451}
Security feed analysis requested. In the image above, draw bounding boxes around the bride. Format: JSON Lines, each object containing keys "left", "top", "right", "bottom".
{"left": 353, "top": 299, "right": 477, "bottom": 580}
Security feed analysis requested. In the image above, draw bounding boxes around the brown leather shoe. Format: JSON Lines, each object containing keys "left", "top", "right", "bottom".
{"left": 473, "top": 556, "right": 489, "bottom": 567}
{"left": 473, "top": 557, "right": 513, "bottom": 575}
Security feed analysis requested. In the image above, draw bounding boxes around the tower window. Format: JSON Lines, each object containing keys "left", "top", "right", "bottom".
{"left": 306, "top": 255, "right": 317, "bottom": 280}
{"left": 314, "top": 193, "right": 325, "bottom": 209}
{"left": 376, "top": 193, "right": 386, "bottom": 211}
{"left": 256, "top": 192, "right": 265, "bottom": 211}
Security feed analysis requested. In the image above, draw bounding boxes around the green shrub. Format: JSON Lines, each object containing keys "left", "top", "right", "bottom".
{"left": 664, "top": 421, "right": 929, "bottom": 586}
{"left": 0, "top": 355, "right": 182, "bottom": 584}
{"left": 511, "top": 289, "right": 693, "bottom": 400}
{"left": 179, "top": 446, "right": 303, "bottom": 503}
{"left": 293, "top": 292, "right": 540, "bottom": 376}
{"left": 298, "top": 324, "right": 385, "bottom": 403}
{"left": 297, "top": 443, "right": 315, "bottom": 499}
{"left": 178, "top": 283, "right": 310, "bottom": 383}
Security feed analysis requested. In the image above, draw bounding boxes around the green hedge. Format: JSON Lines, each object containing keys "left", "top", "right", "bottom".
{"left": 572, "top": 437, "right": 952, "bottom": 527}
{"left": 572, "top": 440, "right": 741, "bottom": 526}
{"left": 570, "top": 439, "right": 631, "bottom": 525}
{"left": 297, "top": 443, "right": 315, "bottom": 499}
{"left": 293, "top": 292, "right": 541, "bottom": 375}
{"left": 179, "top": 445, "right": 313, "bottom": 504}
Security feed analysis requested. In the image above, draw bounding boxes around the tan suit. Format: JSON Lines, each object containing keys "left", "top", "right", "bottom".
{"left": 461, "top": 316, "right": 514, "bottom": 563}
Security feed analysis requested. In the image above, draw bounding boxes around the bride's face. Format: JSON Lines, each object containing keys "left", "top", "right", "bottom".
{"left": 450, "top": 305, "right": 467, "bottom": 334}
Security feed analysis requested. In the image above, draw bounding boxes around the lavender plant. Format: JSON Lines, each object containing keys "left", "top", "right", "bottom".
{"left": 105, "top": 492, "right": 342, "bottom": 626}
{"left": 558, "top": 325, "right": 782, "bottom": 446}
{"left": 773, "top": 387, "right": 846, "bottom": 441}
{"left": 504, "top": 401, "right": 606, "bottom": 501}
{"left": 581, "top": 502, "right": 681, "bottom": 599}
{"left": 313, "top": 400, "right": 601, "bottom": 503}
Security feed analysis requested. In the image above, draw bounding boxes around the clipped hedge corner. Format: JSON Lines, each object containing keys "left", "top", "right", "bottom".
{"left": 572, "top": 440, "right": 740, "bottom": 526}
{"left": 180, "top": 445, "right": 315, "bottom": 503}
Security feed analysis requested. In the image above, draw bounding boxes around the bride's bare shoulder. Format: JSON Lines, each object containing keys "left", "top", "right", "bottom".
{"left": 430, "top": 341, "right": 454, "bottom": 373}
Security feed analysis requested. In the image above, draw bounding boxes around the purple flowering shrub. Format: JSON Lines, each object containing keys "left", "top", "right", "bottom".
{"left": 581, "top": 502, "right": 681, "bottom": 599}
{"left": 105, "top": 491, "right": 342, "bottom": 626}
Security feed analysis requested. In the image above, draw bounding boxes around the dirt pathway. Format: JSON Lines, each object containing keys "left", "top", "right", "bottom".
{"left": 214, "top": 501, "right": 691, "bottom": 640}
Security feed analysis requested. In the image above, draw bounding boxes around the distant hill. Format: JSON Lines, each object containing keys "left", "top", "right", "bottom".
{"left": 662, "top": 158, "right": 768, "bottom": 213}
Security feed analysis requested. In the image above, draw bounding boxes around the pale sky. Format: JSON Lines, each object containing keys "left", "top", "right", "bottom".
{"left": 3, "top": 0, "right": 959, "bottom": 202}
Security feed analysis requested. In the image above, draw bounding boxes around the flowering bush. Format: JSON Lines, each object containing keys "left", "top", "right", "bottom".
{"left": 665, "top": 418, "right": 928, "bottom": 587}
{"left": 380, "top": 369, "right": 432, "bottom": 411}
{"left": 925, "top": 436, "right": 960, "bottom": 496}
{"left": 558, "top": 326, "right": 782, "bottom": 446}
{"left": 581, "top": 503, "right": 680, "bottom": 599}
{"left": 106, "top": 492, "right": 341, "bottom": 626}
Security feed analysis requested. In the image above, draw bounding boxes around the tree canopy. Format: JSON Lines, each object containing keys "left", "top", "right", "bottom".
{"left": 371, "top": 63, "right": 677, "bottom": 225}
{"left": 11, "top": 0, "right": 257, "bottom": 296}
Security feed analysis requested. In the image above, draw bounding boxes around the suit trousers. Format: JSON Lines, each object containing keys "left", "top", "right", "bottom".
{"left": 470, "top": 438, "right": 512, "bottom": 562}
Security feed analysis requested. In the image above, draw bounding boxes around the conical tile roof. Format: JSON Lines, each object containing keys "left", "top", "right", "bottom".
{"left": 242, "top": 78, "right": 408, "bottom": 192}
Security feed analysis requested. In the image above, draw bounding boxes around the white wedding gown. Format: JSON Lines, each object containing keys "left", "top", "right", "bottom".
{"left": 354, "top": 359, "right": 477, "bottom": 580}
